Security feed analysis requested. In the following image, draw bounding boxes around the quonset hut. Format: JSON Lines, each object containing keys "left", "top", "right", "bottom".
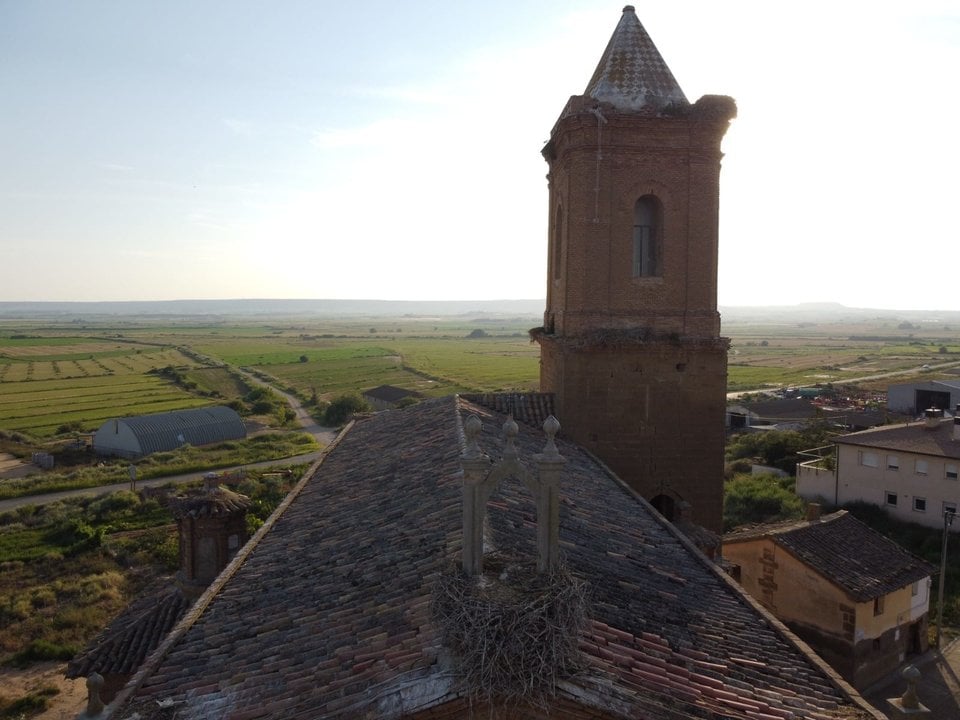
{"left": 93, "top": 406, "right": 246, "bottom": 459}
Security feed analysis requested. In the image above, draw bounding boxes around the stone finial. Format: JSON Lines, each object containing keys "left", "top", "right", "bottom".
{"left": 887, "top": 663, "right": 931, "bottom": 716}
{"left": 502, "top": 416, "right": 519, "bottom": 460}
{"left": 463, "top": 414, "right": 483, "bottom": 459}
{"left": 541, "top": 415, "right": 561, "bottom": 460}
{"left": 85, "top": 672, "right": 104, "bottom": 717}
{"left": 459, "top": 411, "right": 567, "bottom": 576}
{"left": 900, "top": 665, "right": 921, "bottom": 710}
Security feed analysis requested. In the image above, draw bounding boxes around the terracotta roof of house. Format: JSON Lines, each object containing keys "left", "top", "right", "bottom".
{"left": 724, "top": 511, "right": 934, "bottom": 602}
{"left": 67, "top": 583, "right": 190, "bottom": 679}
{"left": 583, "top": 5, "right": 688, "bottom": 112}
{"left": 836, "top": 417, "right": 960, "bottom": 460}
{"left": 362, "top": 384, "right": 423, "bottom": 403}
{"left": 116, "top": 396, "right": 876, "bottom": 720}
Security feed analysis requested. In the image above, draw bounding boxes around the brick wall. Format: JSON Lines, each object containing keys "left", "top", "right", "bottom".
{"left": 540, "top": 334, "right": 727, "bottom": 532}
{"left": 538, "top": 95, "right": 732, "bottom": 533}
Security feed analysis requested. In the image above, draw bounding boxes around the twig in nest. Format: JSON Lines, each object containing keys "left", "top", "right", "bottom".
{"left": 431, "top": 557, "right": 587, "bottom": 709}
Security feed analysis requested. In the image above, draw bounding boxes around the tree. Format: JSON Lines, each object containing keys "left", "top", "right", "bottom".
{"left": 466, "top": 328, "right": 488, "bottom": 338}
{"left": 726, "top": 422, "right": 834, "bottom": 474}
{"left": 323, "top": 394, "right": 370, "bottom": 426}
{"left": 299, "top": 355, "right": 308, "bottom": 363}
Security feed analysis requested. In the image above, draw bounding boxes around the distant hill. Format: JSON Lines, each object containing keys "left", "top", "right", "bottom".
{"left": 719, "top": 304, "right": 960, "bottom": 325}
{"left": 0, "top": 299, "right": 956, "bottom": 324}
{"left": 0, "top": 298, "right": 546, "bottom": 319}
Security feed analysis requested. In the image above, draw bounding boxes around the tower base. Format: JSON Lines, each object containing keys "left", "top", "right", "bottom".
{"left": 537, "top": 330, "right": 728, "bottom": 533}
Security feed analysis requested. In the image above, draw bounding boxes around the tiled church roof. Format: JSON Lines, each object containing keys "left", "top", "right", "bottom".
{"left": 461, "top": 392, "right": 554, "bottom": 428}
{"left": 115, "top": 396, "right": 877, "bottom": 719}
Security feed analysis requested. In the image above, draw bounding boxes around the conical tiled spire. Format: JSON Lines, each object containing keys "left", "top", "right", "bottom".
{"left": 584, "top": 5, "right": 687, "bottom": 111}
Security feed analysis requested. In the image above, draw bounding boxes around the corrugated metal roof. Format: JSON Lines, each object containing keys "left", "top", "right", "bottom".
{"left": 108, "top": 406, "right": 246, "bottom": 456}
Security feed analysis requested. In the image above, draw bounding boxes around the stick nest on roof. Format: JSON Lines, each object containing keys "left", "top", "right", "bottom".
{"left": 431, "top": 554, "right": 587, "bottom": 706}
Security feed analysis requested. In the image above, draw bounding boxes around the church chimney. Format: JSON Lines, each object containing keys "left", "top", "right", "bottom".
{"left": 924, "top": 407, "right": 943, "bottom": 430}
{"left": 170, "top": 481, "right": 252, "bottom": 598}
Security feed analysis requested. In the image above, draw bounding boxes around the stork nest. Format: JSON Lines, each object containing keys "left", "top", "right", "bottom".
{"left": 431, "top": 555, "right": 587, "bottom": 706}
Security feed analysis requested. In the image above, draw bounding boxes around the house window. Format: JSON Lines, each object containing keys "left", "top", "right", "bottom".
{"left": 632, "top": 195, "right": 662, "bottom": 278}
{"left": 915, "top": 459, "right": 929, "bottom": 475}
{"left": 885, "top": 492, "right": 898, "bottom": 507}
{"left": 874, "top": 596, "right": 885, "bottom": 616}
{"left": 947, "top": 463, "right": 958, "bottom": 480}
{"left": 887, "top": 455, "right": 899, "bottom": 470}
{"left": 914, "top": 497, "right": 927, "bottom": 512}
{"left": 944, "top": 501, "right": 957, "bottom": 517}
{"left": 912, "top": 581, "right": 920, "bottom": 597}
{"left": 859, "top": 451, "right": 878, "bottom": 468}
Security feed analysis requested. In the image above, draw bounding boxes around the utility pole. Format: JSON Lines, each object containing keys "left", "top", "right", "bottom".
{"left": 937, "top": 509, "right": 956, "bottom": 648}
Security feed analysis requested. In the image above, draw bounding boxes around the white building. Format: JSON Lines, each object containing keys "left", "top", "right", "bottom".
{"left": 797, "top": 409, "right": 960, "bottom": 530}
{"left": 887, "top": 379, "right": 960, "bottom": 415}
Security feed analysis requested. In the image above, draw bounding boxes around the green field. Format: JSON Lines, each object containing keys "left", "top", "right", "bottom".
{"left": 0, "top": 340, "right": 213, "bottom": 437}
{"left": 2, "top": 313, "right": 959, "bottom": 440}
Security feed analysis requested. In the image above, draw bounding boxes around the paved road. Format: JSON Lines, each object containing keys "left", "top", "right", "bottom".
{"left": 0, "top": 369, "right": 341, "bottom": 513}
{"left": 727, "top": 360, "right": 960, "bottom": 400}
{"left": 0, "top": 451, "right": 324, "bottom": 513}
{"left": 862, "top": 637, "right": 960, "bottom": 717}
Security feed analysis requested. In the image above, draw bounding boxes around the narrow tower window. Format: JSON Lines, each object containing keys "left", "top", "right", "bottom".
{"left": 553, "top": 204, "right": 563, "bottom": 280}
{"left": 633, "top": 195, "right": 662, "bottom": 277}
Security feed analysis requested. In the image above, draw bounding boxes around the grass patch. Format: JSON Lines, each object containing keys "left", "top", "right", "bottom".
{"left": 0, "top": 685, "right": 59, "bottom": 718}
{"left": 0, "top": 432, "right": 318, "bottom": 500}
{"left": 7, "top": 640, "right": 77, "bottom": 668}
{"left": 0, "top": 467, "right": 305, "bottom": 669}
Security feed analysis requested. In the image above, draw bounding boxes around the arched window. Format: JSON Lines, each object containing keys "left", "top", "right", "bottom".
{"left": 633, "top": 195, "right": 662, "bottom": 277}
{"left": 553, "top": 204, "right": 563, "bottom": 280}
{"left": 650, "top": 493, "right": 675, "bottom": 521}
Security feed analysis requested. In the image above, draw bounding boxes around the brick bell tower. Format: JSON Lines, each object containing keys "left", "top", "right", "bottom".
{"left": 535, "top": 6, "right": 736, "bottom": 532}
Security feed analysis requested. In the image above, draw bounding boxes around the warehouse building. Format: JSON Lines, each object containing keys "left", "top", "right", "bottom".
{"left": 93, "top": 406, "right": 246, "bottom": 459}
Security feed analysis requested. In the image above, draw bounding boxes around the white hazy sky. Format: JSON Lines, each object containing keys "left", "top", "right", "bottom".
{"left": 1, "top": 1, "right": 957, "bottom": 310}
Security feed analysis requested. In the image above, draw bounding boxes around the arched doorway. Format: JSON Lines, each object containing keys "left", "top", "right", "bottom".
{"left": 650, "top": 494, "right": 676, "bottom": 521}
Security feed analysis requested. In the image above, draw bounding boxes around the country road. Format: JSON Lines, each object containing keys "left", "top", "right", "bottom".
{"left": 0, "top": 452, "right": 323, "bottom": 513}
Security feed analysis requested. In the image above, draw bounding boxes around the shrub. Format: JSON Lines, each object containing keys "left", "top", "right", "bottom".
{"left": 8, "top": 639, "right": 77, "bottom": 667}
{"left": 724, "top": 473, "right": 803, "bottom": 531}
{"left": 88, "top": 490, "right": 140, "bottom": 519}
{"left": 323, "top": 395, "right": 370, "bottom": 426}
{"left": 0, "top": 685, "right": 59, "bottom": 717}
